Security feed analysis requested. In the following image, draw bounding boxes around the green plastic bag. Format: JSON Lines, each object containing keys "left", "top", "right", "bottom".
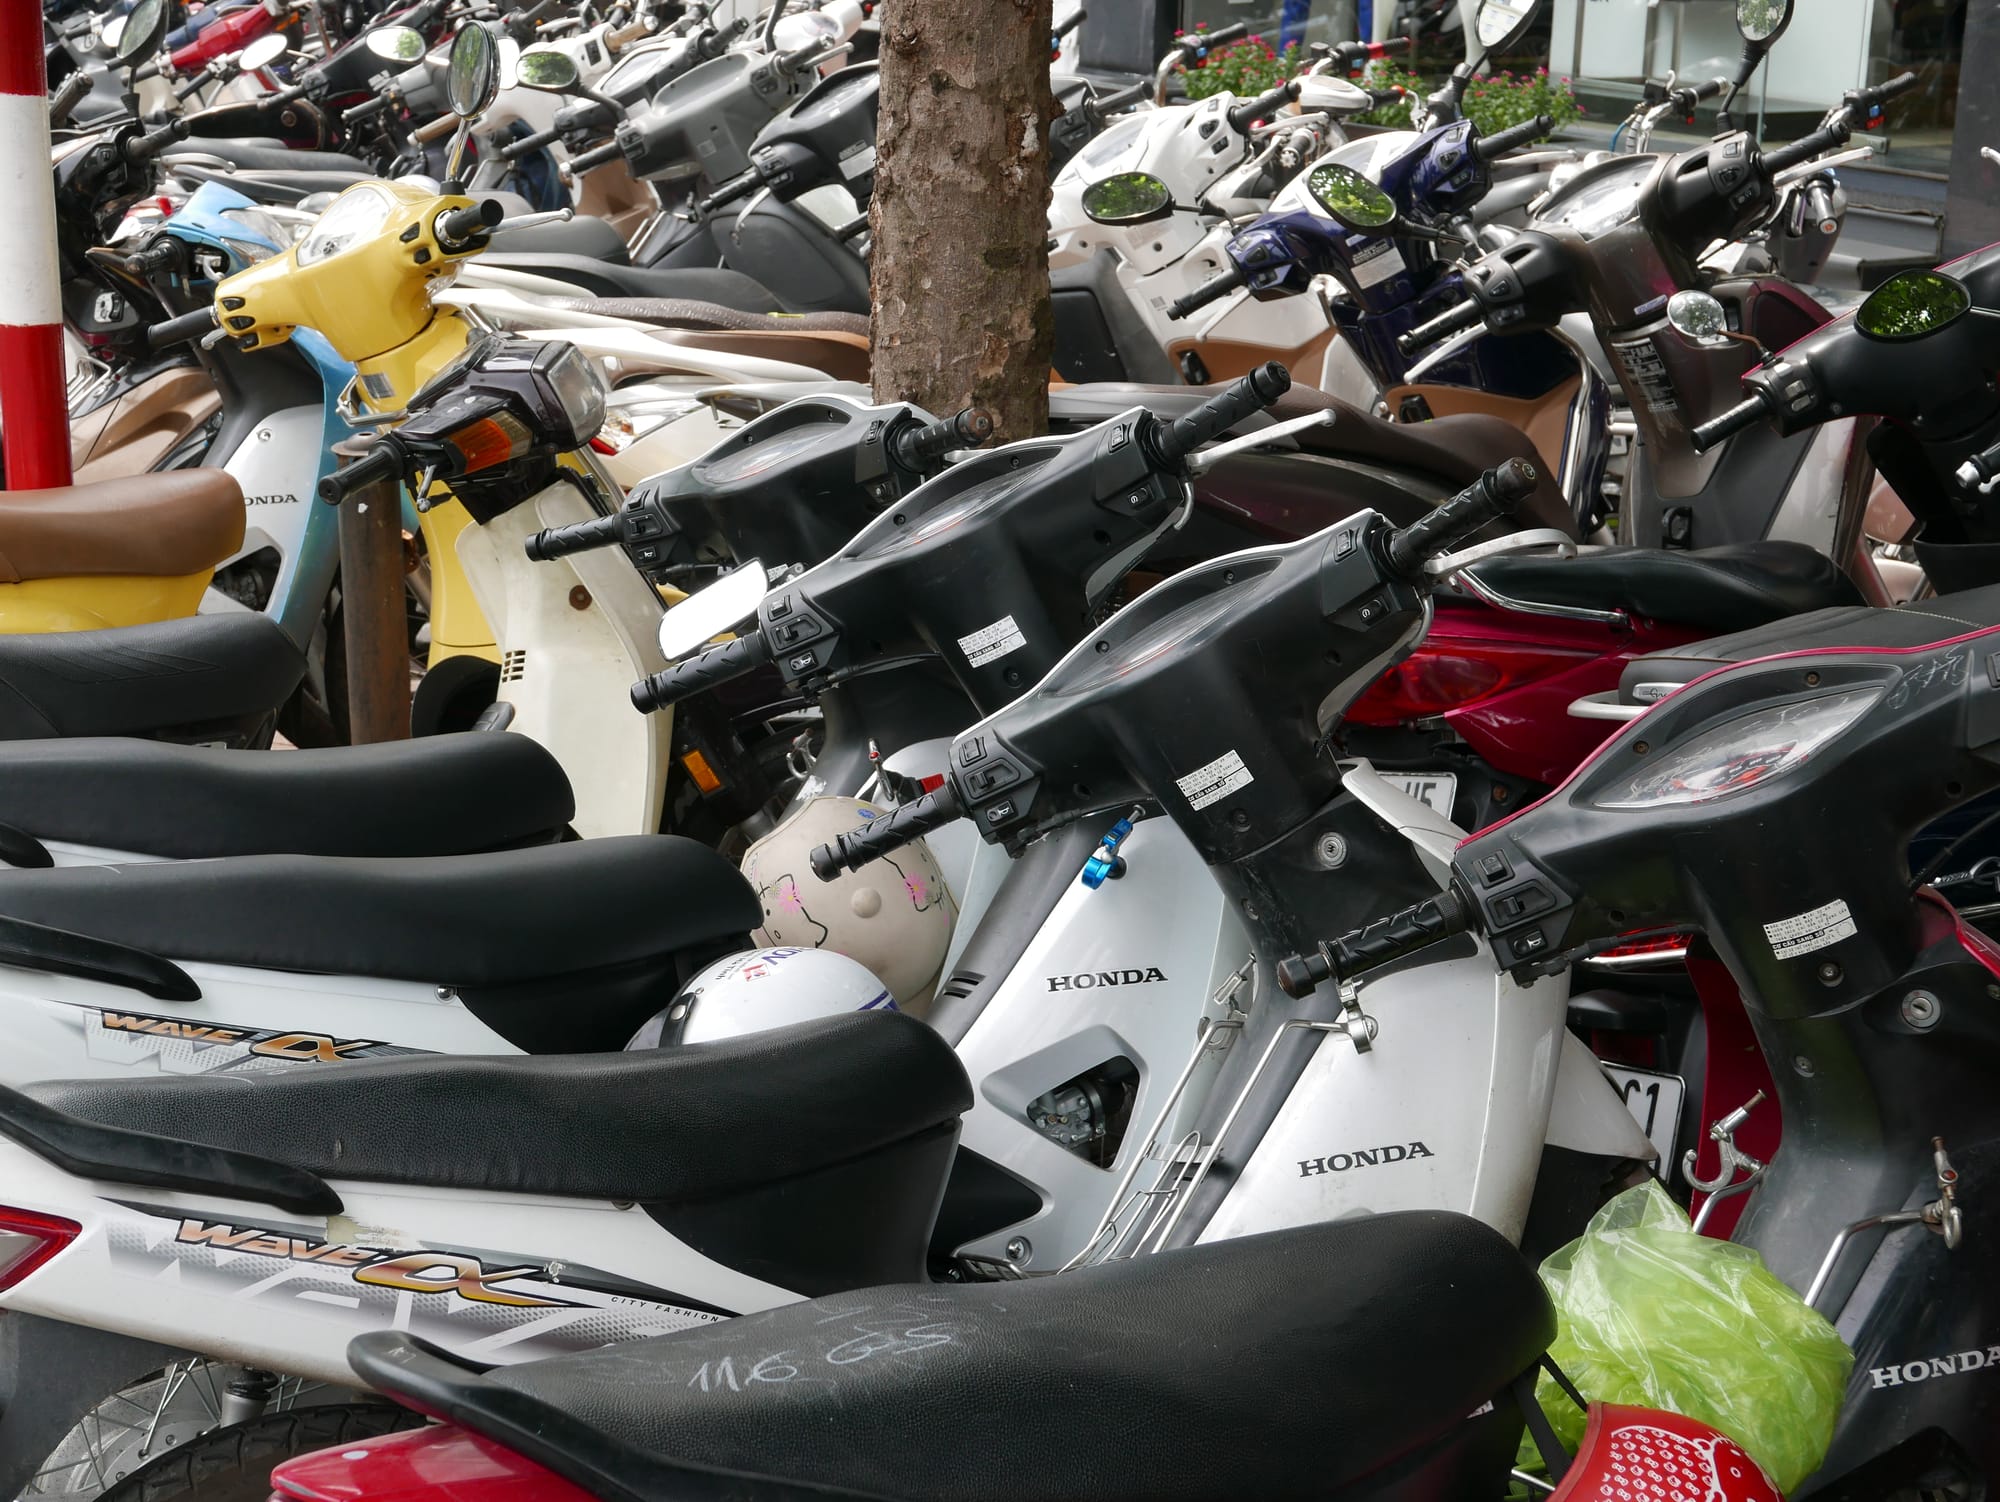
{"left": 1523, "top": 1180, "right": 1852, "bottom": 1491}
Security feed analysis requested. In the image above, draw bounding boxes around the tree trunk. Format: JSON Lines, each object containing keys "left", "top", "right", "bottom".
{"left": 870, "top": 0, "right": 1057, "bottom": 441}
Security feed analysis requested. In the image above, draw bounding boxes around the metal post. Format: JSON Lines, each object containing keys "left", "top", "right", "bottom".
{"left": 336, "top": 475, "right": 413, "bottom": 742}
{"left": 0, "top": 0, "right": 76, "bottom": 490}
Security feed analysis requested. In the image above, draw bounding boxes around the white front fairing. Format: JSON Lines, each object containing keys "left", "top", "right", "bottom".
{"left": 947, "top": 821, "right": 1253, "bottom": 1270}
{"left": 454, "top": 475, "right": 670, "bottom": 839}
{"left": 212, "top": 403, "right": 325, "bottom": 594}
{"left": 1049, "top": 97, "right": 1248, "bottom": 277}
{"left": 0, "top": 1149, "right": 796, "bottom": 1388}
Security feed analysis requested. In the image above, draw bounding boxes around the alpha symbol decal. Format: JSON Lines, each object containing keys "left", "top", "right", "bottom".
{"left": 1298, "top": 1142, "right": 1435, "bottom": 1177}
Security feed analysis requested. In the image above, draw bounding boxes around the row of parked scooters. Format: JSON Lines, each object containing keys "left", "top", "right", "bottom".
{"left": 5, "top": 0, "right": 1996, "bottom": 1494}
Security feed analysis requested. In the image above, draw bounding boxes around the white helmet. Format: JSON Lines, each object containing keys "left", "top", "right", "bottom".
{"left": 737, "top": 796, "right": 957, "bottom": 1007}
{"left": 633, "top": 945, "right": 897, "bottom": 1046}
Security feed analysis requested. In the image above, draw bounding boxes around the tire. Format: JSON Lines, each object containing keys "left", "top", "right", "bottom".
{"left": 92, "top": 1405, "right": 422, "bottom": 1502}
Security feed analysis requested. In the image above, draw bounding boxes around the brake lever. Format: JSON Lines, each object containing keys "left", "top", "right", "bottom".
{"left": 1429, "top": 529, "right": 1575, "bottom": 577}
{"left": 1404, "top": 322, "right": 1484, "bottom": 384}
{"left": 1184, "top": 409, "right": 1334, "bottom": 476}
{"left": 490, "top": 208, "right": 577, "bottom": 233}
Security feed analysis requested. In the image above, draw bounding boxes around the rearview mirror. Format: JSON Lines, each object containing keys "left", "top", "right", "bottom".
{"left": 445, "top": 22, "right": 502, "bottom": 119}
{"left": 111, "top": 0, "right": 169, "bottom": 69}
{"left": 659, "top": 562, "right": 772, "bottom": 662}
{"left": 1856, "top": 269, "right": 1971, "bottom": 343}
{"left": 1294, "top": 75, "right": 1372, "bottom": 114}
{"left": 237, "top": 34, "right": 289, "bottom": 71}
{"left": 1736, "top": 0, "right": 1794, "bottom": 45}
{"left": 514, "top": 47, "right": 580, "bottom": 93}
{"left": 1472, "top": 0, "right": 1542, "bottom": 55}
{"left": 1081, "top": 172, "right": 1173, "bottom": 226}
{"left": 1307, "top": 162, "right": 1398, "bottom": 232}
{"left": 365, "top": 26, "right": 428, "bottom": 63}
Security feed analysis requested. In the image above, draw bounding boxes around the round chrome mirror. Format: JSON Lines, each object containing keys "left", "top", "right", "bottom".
{"left": 445, "top": 22, "right": 502, "bottom": 119}
{"left": 1665, "top": 289, "right": 1730, "bottom": 343}
{"left": 1473, "top": 0, "right": 1541, "bottom": 52}
{"left": 1080, "top": 171, "right": 1173, "bottom": 226}
{"left": 1856, "top": 269, "right": 1972, "bottom": 343}
{"left": 659, "top": 562, "right": 772, "bottom": 662}
{"left": 514, "top": 47, "right": 581, "bottom": 93}
{"left": 365, "top": 25, "right": 428, "bottom": 62}
{"left": 1307, "top": 163, "right": 1398, "bottom": 232}
{"left": 237, "top": 34, "right": 289, "bottom": 71}
{"left": 111, "top": 0, "right": 169, "bottom": 69}
{"left": 1736, "top": 0, "right": 1794, "bottom": 44}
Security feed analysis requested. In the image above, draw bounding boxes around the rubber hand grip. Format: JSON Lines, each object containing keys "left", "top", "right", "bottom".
{"left": 436, "top": 199, "right": 504, "bottom": 246}
{"left": 1690, "top": 393, "right": 1770, "bottom": 454}
{"left": 318, "top": 443, "right": 405, "bottom": 504}
{"left": 1095, "top": 79, "right": 1148, "bottom": 114}
{"left": 146, "top": 307, "right": 218, "bottom": 349}
{"left": 809, "top": 785, "right": 963, "bottom": 881}
{"left": 1227, "top": 79, "right": 1301, "bottom": 132}
{"left": 49, "top": 70, "right": 92, "bottom": 126}
{"left": 567, "top": 137, "right": 622, "bottom": 172}
{"left": 123, "top": 117, "right": 190, "bottom": 161}
{"left": 1760, "top": 121, "right": 1851, "bottom": 177}
{"left": 695, "top": 166, "right": 762, "bottom": 217}
{"left": 1474, "top": 113, "right": 1552, "bottom": 162}
{"left": 499, "top": 125, "right": 560, "bottom": 160}
{"left": 1152, "top": 361, "right": 1291, "bottom": 467}
{"left": 525, "top": 512, "right": 623, "bottom": 561}
{"left": 1383, "top": 457, "right": 1537, "bottom": 577}
{"left": 1855, "top": 70, "right": 1918, "bottom": 110}
{"left": 1166, "top": 266, "right": 1245, "bottom": 322}
{"left": 1189, "top": 21, "right": 1248, "bottom": 49}
{"left": 630, "top": 630, "right": 774, "bottom": 714}
{"left": 1395, "top": 297, "right": 1483, "bottom": 357}
{"left": 343, "top": 94, "right": 391, "bottom": 124}
{"left": 890, "top": 407, "right": 994, "bottom": 471}
{"left": 1276, "top": 886, "right": 1471, "bottom": 998}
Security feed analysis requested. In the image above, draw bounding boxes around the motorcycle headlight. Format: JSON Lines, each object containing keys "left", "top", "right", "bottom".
{"left": 1592, "top": 687, "right": 1882, "bottom": 811}
{"left": 541, "top": 340, "right": 609, "bottom": 447}
{"left": 217, "top": 205, "right": 294, "bottom": 265}
{"left": 296, "top": 185, "right": 396, "bottom": 267}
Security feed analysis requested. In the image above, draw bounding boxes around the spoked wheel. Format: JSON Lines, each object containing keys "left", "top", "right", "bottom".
{"left": 86, "top": 1405, "right": 421, "bottom": 1502}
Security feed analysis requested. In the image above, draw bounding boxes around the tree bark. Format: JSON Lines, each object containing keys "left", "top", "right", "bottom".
{"left": 870, "top": 0, "right": 1057, "bottom": 441}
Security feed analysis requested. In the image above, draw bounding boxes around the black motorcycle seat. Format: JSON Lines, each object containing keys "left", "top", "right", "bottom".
{"left": 475, "top": 255, "right": 781, "bottom": 312}
{"left": 496, "top": 212, "right": 631, "bottom": 261}
{"left": 1470, "top": 540, "right": 1862, "bottom": 635}
{"left": 163, "top": 140, "right": 374, "bottom": 174}
{"left": 0, "top": 836, "right": 757, "bottom": 985}
{"left": 28, "top": 1012, "right": 968, "bottom": 1203}
{"left": 0, "top": 732, "right": 572, "bottom": 860}
{"left": 0, "top": 612, "right": 303, "bottom": 741}
{"left": 1619, "top": 580, "right": 2000, "bottom": 701}
{"left": 1053, "top": 382, "right": 1579, "bottom": 539}
{"left": 553, "top": 297, "right": 869, "bottom": 335}
{"left": 347, "top": 1212, "right": 1552, "bottom": 1501}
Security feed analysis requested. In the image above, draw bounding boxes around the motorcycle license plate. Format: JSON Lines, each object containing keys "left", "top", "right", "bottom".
{"left": 1601, "top": 1064, "right": 1685, "bottom": 1175}
{"left": 1382, "top": 772, "right": 1456, "bottom": 818}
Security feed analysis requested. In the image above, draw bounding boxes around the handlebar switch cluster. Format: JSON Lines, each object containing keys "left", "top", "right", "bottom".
{"left": 953, "top": 732, "right": 1042, "bottom": 847}
{"left": 1462, "top": 838, "right": 1571, "bottom": 969}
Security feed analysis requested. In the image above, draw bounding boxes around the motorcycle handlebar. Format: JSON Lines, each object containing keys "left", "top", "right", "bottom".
{"left": 525, "top": 512, "right": 624, "bottom": 561}
{"left": 436, "top": 198, "right": 504, "bottom": 247}
{"left": 122, "top": 117, "right": 190, "bottom": 162}
{"left": 1227, "top": 78, "right": 1301, "bottom": 132}
{"left": 630, "top": 630, "right": 774, "bottom": 714}
{"left": 1474, "top": 113, "right": 1552, "bottom": 162}
{"left": 568, "top": 137, "right": 622, "bottom": 172}
{"left": 1690, "top": 393, "right": 1770, "bottom": 454}
{"left": 891, "top": 406, "right": 995, "bottom": 471}
{"left": 1850, "top": 69, "right": 1919, "bottom": 114}
{"left": 1668, "top": 76, "right": 1725, "bottom": 112}
{"left": 1761, "top": 120, "right": 1852, "bottom": 178}
{"left": 1093, "top": 78, "right": 1149, "bottom": 114}
{"left": 809, "top": 785, "right": 963, "bottom": 881}
{"left": 499, "top": 124, "right": 561, "bottom": 159}
{"left": 318, "top": 442, "right": 405, "bottom": 504}
{"left": 343, "top": 93, "right": 392, "bottom": 125}
{"left": 1396, "top": 297, "right": 1483, "bottom": 357}
{"left": 1152, "top": 361, "right": 1292, "bottom": 468}
{"left": 50, "top": 69, "right": 92, "bottom": 126}
{"left": 694, "top": 165, "right": 762, "bottom": 216}
{"left": 1166, "top": 265, "right": 1246, "bottom": 321}
{"left": 146, "top": 306, "right": 218, "bottom": 349}
{"left": 1384, "top": 458, "right": 1538, "bottom": 578}
{"left": 1275, "top": 886, "right": 1471, "bottom": 998}
{"left": 1178, "top": 20, "right": 1247, "bottom": 53}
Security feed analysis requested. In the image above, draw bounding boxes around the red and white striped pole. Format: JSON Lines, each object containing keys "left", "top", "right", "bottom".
{"left": 0, "top": 0, "right": 73, "bottom": 491}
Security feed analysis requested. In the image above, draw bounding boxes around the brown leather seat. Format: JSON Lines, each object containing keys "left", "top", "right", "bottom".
{"left": 0, "top": 471, "right": 245, "bottom": 583}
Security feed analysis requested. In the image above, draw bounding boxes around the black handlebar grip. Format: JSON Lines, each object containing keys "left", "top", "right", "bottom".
{"left": 270, "top": 82, "right": 309, "bottom": 105}
{"left": 630, "top": 630, "right": 774, "bottom": 714}
{"left": 1474, "top": 113, "right": 1553, "bottom": 162}
{"left": 1760, "top": 120, "right": 1852, "bottom": 177}
{"left": 1395, "top": 297, "right": 1483, "bottom": 356}
{"left": 1276, "top": 886, "right": 1471, "bottom": 998}
{"left": 318, "top": 443, "right": 406, "bottom": 505}
{"left": 146, "top": 306, "right": 218, "bottom": 349}
{"left": 49, "top": 70, "right": 92, "bottom": 126}
{"left": 891, "top": 406, "right": 994, "bottom": 471}
{"left": 500, "top": 124, "right": 561, "bottom": 160}
{"left": 1166, "top": 266, "right": 1246, "bottom": 322}
{"left": 1365, "top": 86, "right": 1405, "bottom": 106}
{"left": 1095, "top": 79, "right": 1149, "bottom": 114}
{"left": 567, "top": 137, "right": 623, "bottom": 172}
{"left": 1153, "top": 361, "right": 1291, "bottom": 467}
{"left": 808, "top": 785, "right": 964, "bottom": 882}
{"left": 1384, "top": 457, "right": 1537, "bottom": 577}
{"left": 694, "top": 166, "right": 762, "bottom": 216}
{"left": 126, "top": 239, "right": 179, "bottom": 273}
{"left": 124, "top": 117, "right": 191, "bottom": 161}
{"left": 525, "top": 512, "right": 624, "bottom": 561}
{"left": 343, "top": 94, "right": 392, "bottom": 125}
{"left": 1857, "top": 70, "right": 1919, "bottom": 110}
{"left": 1680, "top": 76, "right": 1726, "bottom": 106}
{"left": 436, "top": 198, "right": 505, "bottom": 246}
{"left": 1690, "top": 393, "right": 1770, "bottom": 454}
{"left": 1189, "top": 20, "right": 1248, "bottom": 49}
{"left": 134, "top": 59, "right": 162, "bottom": 82}
{"left": 1226, "top": 78, "right": 1301, "bottom": 132}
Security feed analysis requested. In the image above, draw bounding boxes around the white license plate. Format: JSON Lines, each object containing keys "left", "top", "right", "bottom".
{"left": 1601, "top": 1064, "right": 1686, "bottom": 1175}
{"left": 1382, "top": 772, "right": 1457, "bottom": 818}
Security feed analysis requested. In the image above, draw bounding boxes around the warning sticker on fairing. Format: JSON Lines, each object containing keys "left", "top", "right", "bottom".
{"left": 1176, "top": 749, "right": 1255, "bottom": 811}
{"left": 1763, "top": 898, "right": 1856, "bottom": 960}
